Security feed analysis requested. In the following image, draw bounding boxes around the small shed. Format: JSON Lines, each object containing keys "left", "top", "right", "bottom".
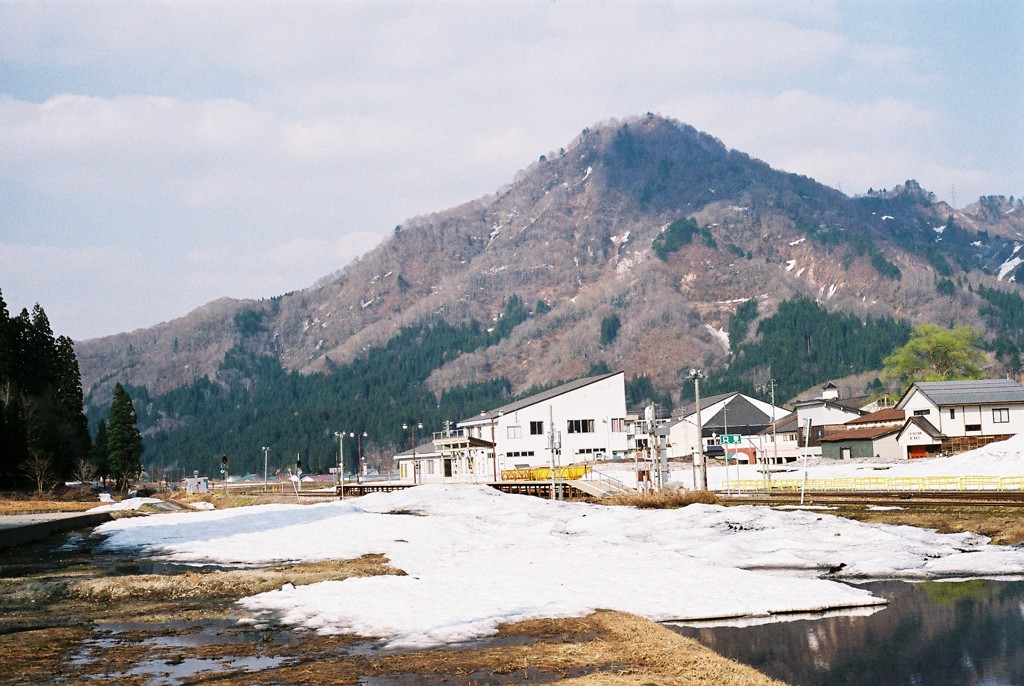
{"left": 184, "top": 476, "right": 209, "bottom": 494}
{"left": 820, "top": 426, "right": 901, "bottom": 460}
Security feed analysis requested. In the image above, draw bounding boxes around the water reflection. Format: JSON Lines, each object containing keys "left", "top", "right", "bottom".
{"left": 671, "top": 580, "right": 1024, "bottom": 686}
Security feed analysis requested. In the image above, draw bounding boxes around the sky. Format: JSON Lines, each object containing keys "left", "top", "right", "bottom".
{"left": 1, "top": 1, "right": 1022, "bottom": 341}
{"left": 91, "top": 434, "right": 1024, "bottom": 650}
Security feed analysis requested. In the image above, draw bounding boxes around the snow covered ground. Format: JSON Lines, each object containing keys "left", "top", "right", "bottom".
{"left": 591, "top": 431, "right": 1024, "bottom": 491}
{"left": 91, "top": 434, "right": 1024, "bottom": 650}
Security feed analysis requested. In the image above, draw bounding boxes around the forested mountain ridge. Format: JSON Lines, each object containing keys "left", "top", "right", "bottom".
{"left": 77, "top": 114, "right": 1024, "bottom": 419}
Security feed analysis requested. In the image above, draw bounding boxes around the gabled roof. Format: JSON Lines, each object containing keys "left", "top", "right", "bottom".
{"left": 790, "top": 397, "right": 869, "bottom": 415}
{"left": 759, "top": 411, "right": 799, "bottom": 434}
{"left": 897, "top": 379, "right": 1024, "bottom": 408}
{"left": 458, "top": 371, "right": 623, "bottom": 425}
{"left": 678, "top": 392, "right": 737, "bottom": 418}
{"left": 847, "top": 408, "right": 905, "bottom": 425}
{"left": 896, "top": 415, "right": 946, "bottom": 441}
{"left": 820, "top": 425, "right": 900, "bottom": 442}
{"left": 701, "top": 394, "right": 775, "bottom": 429}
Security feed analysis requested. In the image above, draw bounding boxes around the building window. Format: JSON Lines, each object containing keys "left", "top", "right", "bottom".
{"left": 965, "top": 424, "right": 981, "bottom": 432}
{"left": 635, "top": 438, "right": 649, "bottom": 449}
{"left": 913, "top": 409, "right": 931, "bottom": 416}
{"left": 611, "top": 418, "right": 626, "bottom": 432}
{"left": 507, "top": 425, "right": 522, "bottom": 439}
{"left": 529, "top": 421, "right": 544, "bottom": 435}
{"left": 567, "top": 419, "right": 595, "bottom": 433}
{"left": 993, "top": 408, "right": 1010, "bottom": 423}
{"left": 505, "top": 451, "right": 536, "bottom": 458}
{"left": 949, "top": 408, "right": 955, "bottom": 419}
{"left": 426, "top": 460, "right": 435, "bottom": 475}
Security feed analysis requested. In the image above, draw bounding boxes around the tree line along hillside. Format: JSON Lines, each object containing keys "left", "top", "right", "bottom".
{"left": 94, "top": 296, "right": 535, "bottom": 478}
{"left": 105, "top": 292, "right": 917, "bottom": 479}
{"left": 683, "top": 297, "right": 913, "bottom": 404}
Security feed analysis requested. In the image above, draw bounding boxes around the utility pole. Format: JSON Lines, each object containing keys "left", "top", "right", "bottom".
{"left": 758, "top": 378, "right": 778, "bottom": 491}
{"left": 689, "top": 369, "right": 707, "bottom": 490}
{"left": 262, "top": 446, "right": 269, "bottom": 492}
{"left": 403, "top": 422, "right": 423, "bottom": 483}
{"left": 548, "top": 405, "right": 561, "bottom": 500}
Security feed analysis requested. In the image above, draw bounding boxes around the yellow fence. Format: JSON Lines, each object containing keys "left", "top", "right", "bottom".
{"left": 501, "top": 465, "right": 591, "bottom": 481}
{"left": 726, "top": 475, "right": 1024, "bottom": 493}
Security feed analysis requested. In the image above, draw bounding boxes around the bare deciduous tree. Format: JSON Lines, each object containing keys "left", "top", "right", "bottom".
{"left": 22, "top": 449, "right": 53, "bottom": 496}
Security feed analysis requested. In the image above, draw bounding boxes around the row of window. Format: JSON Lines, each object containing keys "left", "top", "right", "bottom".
{"left": 506, "top": 418, "right": 608, "bottom": 438}
{"left": 913, "top": 407, "right": 1011, "bottom": 424}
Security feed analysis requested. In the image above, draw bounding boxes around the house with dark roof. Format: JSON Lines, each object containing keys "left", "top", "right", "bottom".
{"left": 665, "top": 392, "right": 788, "bottom": 463}
{"left": 396, "top": 371, "right": 628, "bottom": 483}
{"left": 895, "top": 379, "right": 1024, "bottom": 457}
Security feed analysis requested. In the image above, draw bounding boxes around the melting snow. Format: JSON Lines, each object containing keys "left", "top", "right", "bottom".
{"left": 789, "top": 238, "right": 806, "bottom": 247}
{"left": 881, "top": 215, "right": 894, "bottom": 221}
{"left": 999, "top": 256, "right": 1024, "bottom": 281}
{"left": 92, "top": 433, "right": 1024, "bottom": 651}
{"left": 705, "top": 324, "right": 730, "bottom": 353}
{"left": 785, "top": 260, "right": 797, "bottom": 271}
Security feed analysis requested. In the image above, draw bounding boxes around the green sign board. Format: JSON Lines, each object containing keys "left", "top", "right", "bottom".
{"left": 720, "top": 434, "right": 742, "bottom": 444}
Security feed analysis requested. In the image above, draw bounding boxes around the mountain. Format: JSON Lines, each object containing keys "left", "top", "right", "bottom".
{"left": 75, "top": 115, "right": 1024, "bottom": 469}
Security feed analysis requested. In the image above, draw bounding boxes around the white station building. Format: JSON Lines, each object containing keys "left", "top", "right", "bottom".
{"left": 394, "top": 371, "right": 629, "bottom": 484}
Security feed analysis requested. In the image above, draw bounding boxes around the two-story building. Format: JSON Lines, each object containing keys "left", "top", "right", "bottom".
{"left": 895, "top": 379, "right": 1024, "bottom": 457}
{"left": 394, "top": 371, "right": 629, "bottom": 483}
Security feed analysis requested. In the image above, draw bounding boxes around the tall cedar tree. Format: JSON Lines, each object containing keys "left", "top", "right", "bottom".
{"left": 107, "top": 383, "right": 144, "bottom": 491}
{"left": 0, "top": 291, "right": 91, "bottom": 486}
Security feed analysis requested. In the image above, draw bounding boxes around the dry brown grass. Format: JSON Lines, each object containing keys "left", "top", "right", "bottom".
{"left": 605, "top": 489, "right": 720, "bottom": 509}
{"left": 839, "top": 506, "right": 1024, "bottom": 546}
{"left": 69, "top": 554, "right": 404, "bottom": 601}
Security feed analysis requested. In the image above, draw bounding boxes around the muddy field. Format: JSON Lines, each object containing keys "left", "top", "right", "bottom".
{"left": 4, "top": 489, "right": 1022, "bottom": 685}
{"left": 0, "top": 511, "right": 785, "bottom": 686}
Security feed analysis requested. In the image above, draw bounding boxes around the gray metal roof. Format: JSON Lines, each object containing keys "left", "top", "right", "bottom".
{"left": 903, "top": 379, "right": 1024, "bottom": 407}
{"left": 458, "top": 371, "right": 623, "bottom": 425}
{"left": 701, "top": 395, "right": 775, "bottom": 430}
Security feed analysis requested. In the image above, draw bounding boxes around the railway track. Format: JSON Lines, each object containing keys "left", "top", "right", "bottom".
{"left": 718, "top": 490, "right": 1024, "bottom": 508}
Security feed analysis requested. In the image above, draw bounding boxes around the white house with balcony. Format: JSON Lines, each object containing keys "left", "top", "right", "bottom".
{"left": 895, "top": 379, "right": 1024, "bottom": 457}
{"left": 462, "top": 371, "right": 629, "bottom": 476}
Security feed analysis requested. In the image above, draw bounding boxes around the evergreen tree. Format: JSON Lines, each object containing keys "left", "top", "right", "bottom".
{"left": 107, "top": 383, "right": 144, "bottom": 491}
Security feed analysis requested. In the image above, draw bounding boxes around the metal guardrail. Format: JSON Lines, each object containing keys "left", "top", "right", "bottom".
{"left": 582, "top": 468, "right": 632, "bottom": 493}
{"left": 723, "top": 475, "right": 1024, "bottom": 493}
{"left": 501, "top": 465, "right": 591, "bottom": 481}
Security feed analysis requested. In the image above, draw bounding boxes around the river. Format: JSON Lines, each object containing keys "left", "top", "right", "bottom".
{"left": 671, "top": 579, "right": 1024, "bottom": 686}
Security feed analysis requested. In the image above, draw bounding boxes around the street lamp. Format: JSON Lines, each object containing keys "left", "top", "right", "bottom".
{"left": 403, "top": 422, "right": 424, "bottom": 484}
{"left": 758, "top": 378, "right": 778, "bottom": 491}
{"left": 688, "top": 369, "right": 708, "bottom": 491}
{"left": 481, "top": 411, "right": 503, "bottom": 482}
{"left": 335, "top": 431, "right": 353, "bottom": 499}
{"left": 357, "top": 431, "right": 368, "bottom": 483}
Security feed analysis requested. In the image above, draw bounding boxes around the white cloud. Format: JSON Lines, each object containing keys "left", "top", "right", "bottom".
{"left": 0, "top": 1, "right": 1019, "bottom": 340}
